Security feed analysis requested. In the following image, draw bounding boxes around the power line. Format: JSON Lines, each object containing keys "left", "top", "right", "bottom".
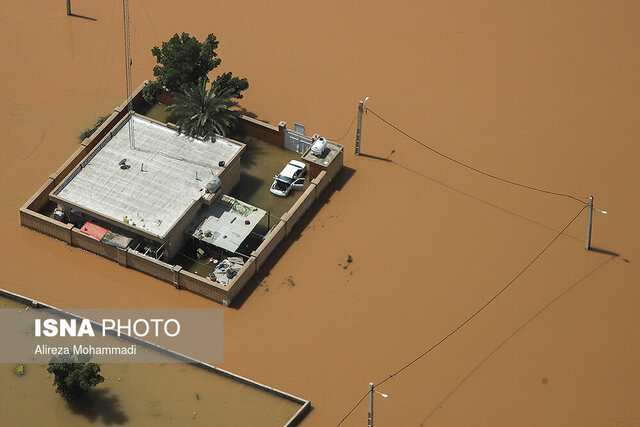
{"left": 366, "top": 107, "right": 588, "bottom": 205}
{"left": 336, "top": 204, "right": 587, "bottom": 425}
{"left": 374, "top": 204, "right": 586, "bottom": 387}
{"left": 328, "top": 111, "right": 358, "bottom": 142}
{"left": 336, "top": 390, "right": 370, "bottom": 427}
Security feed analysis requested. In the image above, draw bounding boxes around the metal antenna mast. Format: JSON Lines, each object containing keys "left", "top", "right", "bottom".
{"left": 123, "top": 0, "right": 135, "bottom": 149}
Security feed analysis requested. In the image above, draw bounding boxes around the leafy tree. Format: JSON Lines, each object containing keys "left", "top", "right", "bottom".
{"left": 47, "top": 354, "right": 105, "bottom": 402}
{"left": 143, "top": 32, "right": 221, "bottom": 103}
{"left": 168, "top": 75, "right": 247, "bottom": 138}
{"left": 79, "top": 114, "right": 110, "bottom": 140}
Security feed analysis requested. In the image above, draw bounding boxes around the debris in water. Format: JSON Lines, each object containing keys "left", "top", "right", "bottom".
{"left": 195, "top": 393, "right": 200, "bottom": 400}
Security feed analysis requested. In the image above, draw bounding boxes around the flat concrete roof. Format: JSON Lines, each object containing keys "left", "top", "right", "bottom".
{"left": 188, "top": 195, "right": 265, "bottom": 253}
{"left": 53, "top": 115, "right": 243, "bottom": 239}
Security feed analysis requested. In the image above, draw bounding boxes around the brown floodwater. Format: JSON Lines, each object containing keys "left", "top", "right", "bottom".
{"left": 0, "top": 295, "right": 303, "bottom": 426}
{"left": 1, "top": 1, "right": 639, "bottom": 426}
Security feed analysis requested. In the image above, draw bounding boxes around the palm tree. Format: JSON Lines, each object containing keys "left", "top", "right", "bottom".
{"left": 167, "top": 76, "right": 245, "bottom": 139}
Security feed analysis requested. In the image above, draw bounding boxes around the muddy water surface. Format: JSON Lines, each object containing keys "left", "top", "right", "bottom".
{"left": 1, "top": 1, "right": 639, "bottom": 426}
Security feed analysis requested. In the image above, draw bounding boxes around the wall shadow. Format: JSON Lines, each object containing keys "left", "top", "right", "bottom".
{"left": 230, "top": 166, "right": 356, "bottom": 308}
{"left": 418, "top": 255, "right": 617, "bottom": 426}
{"left": 67, "top": 387, "right": 128, "bottom": 425}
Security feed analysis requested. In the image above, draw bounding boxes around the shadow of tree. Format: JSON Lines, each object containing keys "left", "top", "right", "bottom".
{"left": 67, "top": 388, "right": 128, "bottom": 425}
{"left": 235, "top": 107, "right": 259, "bottom": 120}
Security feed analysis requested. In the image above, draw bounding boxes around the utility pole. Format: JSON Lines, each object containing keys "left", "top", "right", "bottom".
{"left": 355, "top": 96, "right": 369, "bottom": 156}
{"left": 66, "top": 0, "right": 71, "bottom": 15}
{"left": 585, "top": 195, "right": 593, "bottom": 250}
{"left": 122, "top": 0, "right": 135, "bottom": 149}
{"left": 367, "top": 382, "right": 374, "bottom": 427}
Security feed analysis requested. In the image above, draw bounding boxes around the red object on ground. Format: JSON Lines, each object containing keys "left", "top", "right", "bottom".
{"left": 79, "top": 221, "right": 108, "bottom": 240}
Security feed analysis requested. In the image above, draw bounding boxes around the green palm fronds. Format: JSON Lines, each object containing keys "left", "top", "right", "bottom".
{"left": 168, "top": 77, "right": 242, "bottom": 139}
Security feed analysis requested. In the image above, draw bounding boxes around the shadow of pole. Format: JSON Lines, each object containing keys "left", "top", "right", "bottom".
{"left": 69, "top": 13, "right": 97, "bottom": 21}
{"left": 418, "top": 255, "right": 617, "bottom": 425}
{"left": 588, "top": 246, "right": 624, "bottom": 259}
{"left": 357, "top": 152, "right": 393, "bottom": 162}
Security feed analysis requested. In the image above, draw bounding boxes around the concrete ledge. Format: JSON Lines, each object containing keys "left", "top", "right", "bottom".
{"left": 251, "top": 220, "right": 286, "bottom": 270}
{"left": 226, "top": 256, "right": 258, "bottom": 302}
{"left": 311, "top": 170, "right": 329, "bottom": 198}
{"left": 22, "top": 178, "right": 56, "bottom": 212}
{"left": 50, "top": 145, "right": 91, "bottom": 186}
{"left": 284, "top": 184, "right": 317, "bottom": 235}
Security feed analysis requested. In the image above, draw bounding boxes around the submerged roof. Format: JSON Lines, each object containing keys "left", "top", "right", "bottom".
{"left": 188, "top": 195, "right": 265, "bottom": 253}
{"left": 53, "top": 115, "right": 243, "bottom": 239}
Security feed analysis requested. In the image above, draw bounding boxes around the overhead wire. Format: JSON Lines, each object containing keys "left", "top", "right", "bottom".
{"left": 336, "top": 390, "right": 371, "bottom": 427}
{"left": 327, "top": 111, "right": 358, "bottom": 142}
{"left": 366, "top": 107, "right": 588, "bottom": 204}
{"left": 336, "top": 204, "right": 587, "bottom": 425}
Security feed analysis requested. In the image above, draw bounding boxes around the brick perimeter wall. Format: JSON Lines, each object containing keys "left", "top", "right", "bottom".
{"left": 282, "top": 184, "right": 317, "bottom": 235}
{"left": 251, "top": 220, "right": 286, "bottom": 270}
{"left": 236, "top": 116, "right": 285, "bottom": 148}
{"left": 20, "top": 208, "right": 73, "bottom": 243}
{"left": 127, "top": 250, "right": 176, "bottom": 283}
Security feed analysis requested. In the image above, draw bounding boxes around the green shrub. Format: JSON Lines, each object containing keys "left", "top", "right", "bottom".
{"left": 79, "top": 115, "right": 110, "bottom": 140}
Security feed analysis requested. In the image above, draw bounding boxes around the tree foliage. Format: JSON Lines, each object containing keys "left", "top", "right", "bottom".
{"left": 168, "top": 76, "right": 246, "bottom": 138}
{"left": 79, "top": 114, "right": 109, "bottom": 140}
{"left": 143, "top": 32, "right": 221, "bottom": 103}
{"left": 47, "top": 354, "right": 105, "bottom": 402}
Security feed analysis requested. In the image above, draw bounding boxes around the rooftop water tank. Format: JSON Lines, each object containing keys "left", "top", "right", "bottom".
{"left": 311, "top": 137, "right": 327, "bottom": 157}
{"left": 205, "top": 176, "right": 221, "bottom": 193}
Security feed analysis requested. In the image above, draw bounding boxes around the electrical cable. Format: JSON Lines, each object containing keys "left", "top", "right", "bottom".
{"left": 336, "top": 204, "right": 587, "bottom": 425}
{"left": 374, "top": 204, "right": 586, "bottom": 388}
{"left": 328, "top": 111, "right": 358, "bottom": 142}
{"left": 366, "top": 107, "right": 588, "bottom": 204}
{"left": 336, "top": 389, "right": 371, "bottom": 427}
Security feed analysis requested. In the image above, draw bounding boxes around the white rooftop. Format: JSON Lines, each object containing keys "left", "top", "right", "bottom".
{"left": 54, "top": 115, "right": 243, "bottom": 238}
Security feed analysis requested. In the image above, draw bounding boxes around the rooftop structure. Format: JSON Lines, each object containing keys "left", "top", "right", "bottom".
{"left": 188, "top": 195, "right": 266, "bottom": 253}
{"left": 51, "top": 115, "right": 244, "bottom": 241}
